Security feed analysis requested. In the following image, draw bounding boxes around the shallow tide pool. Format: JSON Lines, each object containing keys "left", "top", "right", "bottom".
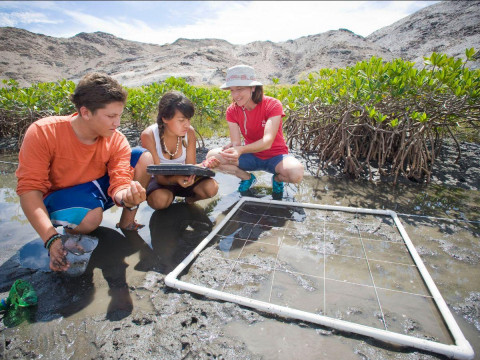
{"left": 1, "top": 155, "right": 479, "bottom": 360}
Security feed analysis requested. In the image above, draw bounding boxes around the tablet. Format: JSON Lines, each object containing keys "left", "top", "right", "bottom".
{"left": 147, "top": 164, "right": 215, "bottom": 177}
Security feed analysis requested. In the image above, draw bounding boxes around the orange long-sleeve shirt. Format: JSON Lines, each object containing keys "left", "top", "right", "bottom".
{"left": 16, "top": 114, "right": 134, "bottom": 200}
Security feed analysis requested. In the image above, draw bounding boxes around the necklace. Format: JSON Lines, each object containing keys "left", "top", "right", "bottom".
{"left": 163, "top": 136, "right": 180, "bottom": 159}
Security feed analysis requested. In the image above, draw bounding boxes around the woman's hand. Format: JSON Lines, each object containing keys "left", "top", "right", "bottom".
{"left": 201, "top": 157, "right": 220, "bottom": 169}
{"left": 220, "top": 146, "right": 242, "bottom": 164}
{"left": 222, "top": 142, "right": 233, "bottom": 151}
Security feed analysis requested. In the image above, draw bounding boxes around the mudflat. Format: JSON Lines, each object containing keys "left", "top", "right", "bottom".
{"left": 0, "top": 140, "right": 479, "bottom": 359}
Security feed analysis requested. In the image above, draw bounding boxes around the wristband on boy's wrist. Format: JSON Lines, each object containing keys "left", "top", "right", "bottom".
{"left": 45, "top": 233, "right": 62, "bottom": 251}
{"left": 120, "top": 199, "right": 139, "bottom": 211}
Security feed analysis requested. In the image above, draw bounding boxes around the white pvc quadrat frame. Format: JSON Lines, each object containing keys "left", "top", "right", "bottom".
{"left": 165, "top": 197, "right": 474, "bottom": 360}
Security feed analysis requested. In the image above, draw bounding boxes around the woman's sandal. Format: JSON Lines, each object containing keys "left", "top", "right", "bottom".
{"left": 115, "top": 221, "right": 145, "bottom": 231}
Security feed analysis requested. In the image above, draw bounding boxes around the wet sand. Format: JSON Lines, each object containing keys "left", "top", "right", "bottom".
{"left": 1, "top": 143, "right": 480, "bottom": 359}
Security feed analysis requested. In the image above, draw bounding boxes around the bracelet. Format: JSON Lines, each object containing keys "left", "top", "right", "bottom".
{"left": 45, "top": 233, "right": 62, "bottom": 251}
{"left": 120, "top": 199, "right": 139, "bottom": 211}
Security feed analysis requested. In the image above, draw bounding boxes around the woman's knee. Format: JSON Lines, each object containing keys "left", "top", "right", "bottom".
{"left": 207, "top": 148, "right": 230, "bottom": 165}
{"left": 289, "top": 163, "right": 304, "bottom": 183}
{"left": 206, "top": 147, "right": 222, "bottom": 159}
{"left": 147, "top": 191, "right": 173, "bottom": 210}
{"left": 137, "top": 151, "right": 153, "bottom": 168}
{"left": 276, "top": 157, "right": 304, "bottom": 184}
{"left": 288, "top": 163, "right": 304, "bottom": 183}
{"left": 194, "top": 180, "right": 218, "bottom": 199}
{"left": 278, "top": 163, "right": 304, "bottom": 184}
{"left": 134, "top": 151, "right": 154, "bottom": 184}
{"left": 205, "top": 180, "right": 219, "bottom": 197}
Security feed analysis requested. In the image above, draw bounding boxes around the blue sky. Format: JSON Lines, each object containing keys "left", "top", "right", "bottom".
{"left": 0, "top": 1, "right": 438, "bottom": 45}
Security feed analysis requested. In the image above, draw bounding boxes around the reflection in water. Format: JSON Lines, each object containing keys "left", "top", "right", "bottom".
{"left": 71, "top": 226, "right": 156, "bottom": 321}
{"left": 149, "top": 203, "right": 213, "bottom": 274}
{"left": 1, "top": 159, "right": 480, "bottom": 357}
{"left": 11, "top": 202, "right": 215, "bottom": 322}
{"left": 19, "top": 235, "right": 100, "bottom": 277}
{"left": 14, "top": 226, "right": 156, "bottom": 322}
{"left": 218, "top": 228, "right": 241, "bottom": 253}
{"left": 188, "top": 198, "right": 468, "bottom": 349}
{"left": 19, "top": 239, "right": 50, "bottom": 272}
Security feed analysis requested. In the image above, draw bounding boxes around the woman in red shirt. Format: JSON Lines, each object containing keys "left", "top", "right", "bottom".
{"left": 207, "top": 65, "right": 304, "bottom": 198}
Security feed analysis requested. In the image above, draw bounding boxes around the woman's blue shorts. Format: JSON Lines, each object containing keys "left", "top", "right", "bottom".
{"left": 238, "top": 153, "right": 289, "bottom": 174}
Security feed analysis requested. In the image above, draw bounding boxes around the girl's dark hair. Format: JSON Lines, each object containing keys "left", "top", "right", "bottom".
{"left": 251, "top": 86, "right": 264, "bottom": 104}
{"left": 70, "top": 72, "right": 127, "bottom": 113}
{"left": 156, "top": 91, "right": 195, "bottom": 154}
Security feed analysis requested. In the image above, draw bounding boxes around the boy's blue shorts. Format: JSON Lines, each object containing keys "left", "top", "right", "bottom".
{"left": 238, "top": 153, "right": 289, "bottom": 174}
{"left": 43, "top": 146, "right": 147, "bottom": 229}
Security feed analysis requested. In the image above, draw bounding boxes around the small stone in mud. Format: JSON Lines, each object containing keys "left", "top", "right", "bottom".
{"left": 346, "top": 307, "right": 362, "bottom": 316}
{"left": 403, "top": 318, "right": 420, "bottom": 333}
{"left": 132, "top": 315, "right": 154, "bottom": 326}
{"left": 316, "top": 328, "right": 334, "bottom": 336}
{"left": 453, "top": 292, "right": 480, "bottom": 331}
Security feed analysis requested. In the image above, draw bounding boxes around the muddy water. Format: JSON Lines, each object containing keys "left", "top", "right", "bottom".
{"left": 1, "top": 155, "right": 479, "bottom": 359}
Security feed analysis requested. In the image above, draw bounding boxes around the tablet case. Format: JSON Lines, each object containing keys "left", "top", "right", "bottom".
{"left": 147, "top": 164, "right": 215, "bottom": 177}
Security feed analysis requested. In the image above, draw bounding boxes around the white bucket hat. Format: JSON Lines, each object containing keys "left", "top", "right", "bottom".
{"left": 220, "top": 64, "right": 263, "bottom": 90}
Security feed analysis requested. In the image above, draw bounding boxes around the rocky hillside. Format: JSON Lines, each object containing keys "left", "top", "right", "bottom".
{"left": 367, "top": 0, "right": 480, "bottom": 66}
{"left": 1, "top": 0, "right": 478, "bottom": 88}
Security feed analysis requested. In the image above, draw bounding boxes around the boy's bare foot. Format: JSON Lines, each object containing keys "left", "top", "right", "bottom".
{"left": 115, "top": 221, "right": 145, "bottom": 231}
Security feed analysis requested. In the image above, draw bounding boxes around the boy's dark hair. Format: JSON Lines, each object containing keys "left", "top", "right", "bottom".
{"left": 252, "top": 86, "right": 264, "bottom": 104}
{"left": 156, "top": 90, "right": 195, "bottom": 124}
{"left": 70, "top": 73, "right": 127, "bottom": 113}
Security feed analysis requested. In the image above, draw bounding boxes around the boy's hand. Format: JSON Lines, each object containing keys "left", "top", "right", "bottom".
{"left": 121, "top": 181, "right": 146, "bottom": 208}
{"left": 49, "top": 237, "right": 69, "bottom": 272}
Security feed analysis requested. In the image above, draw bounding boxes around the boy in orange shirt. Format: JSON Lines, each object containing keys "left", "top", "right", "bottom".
{"left": 16, "top": 73, "right": 153, "bottom": 272}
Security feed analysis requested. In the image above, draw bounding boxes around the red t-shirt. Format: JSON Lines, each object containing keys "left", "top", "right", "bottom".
{"left": 226, "top": 96, "right": 288, "bottom": 159}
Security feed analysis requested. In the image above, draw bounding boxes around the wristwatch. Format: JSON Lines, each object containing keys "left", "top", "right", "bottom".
{"left": 120, "top": 199, "right": 139, "bottom": 211}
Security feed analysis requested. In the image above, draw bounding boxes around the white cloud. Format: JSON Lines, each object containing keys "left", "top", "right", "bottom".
{"left": 0, "top": 1, "right": 438, "bottom": 45}
{"left": 0, "top": 11, "right": 59, "bottom": 27}
{"left": 88, "top": 1, "right": 437, "bottom": 45}
{"left": 61, "top": 9, "right": 156, "bottom": 39}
